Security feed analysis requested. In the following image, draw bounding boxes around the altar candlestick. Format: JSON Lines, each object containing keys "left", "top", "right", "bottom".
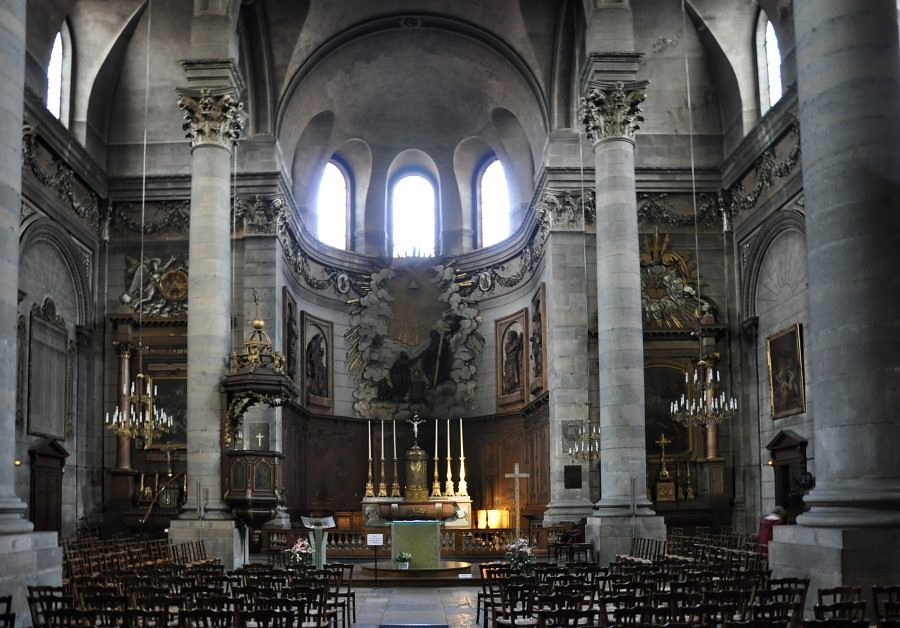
{"left": 434, "top": 419, "right": 438, "bottom": 457}
{"left": 380, "top": 419, "right": 384, "bottom": 460}
{"left": 459, "top": 418, "right": 464, "bottom": 457}
{"left": 377, "top": 419, "right": 387, "bottom": 497}
{"left": 367, "top": 421, "right": 372, "bottom": 459}
{"left": 444, "top": 418, "right": 455, "bottom": 497}
{"left": 393, "top": 420, "right": 397, "bottom": 458}
{"left": 431, "top": 419, "right": 442, "bottom": 497}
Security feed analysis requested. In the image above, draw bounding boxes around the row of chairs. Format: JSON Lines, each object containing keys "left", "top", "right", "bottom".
{"left": 65, "top": 539, "right": 213, "bottom": 581}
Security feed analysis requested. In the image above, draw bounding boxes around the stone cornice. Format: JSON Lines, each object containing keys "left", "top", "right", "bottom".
{"left": 580, "top": 80, "right": 649, "bottom": 143}
{"left": 176, "top": 87, "right": 246, "bottom": 149}
{"left": 579, "top": 51, "right": 643, "bottom": 92}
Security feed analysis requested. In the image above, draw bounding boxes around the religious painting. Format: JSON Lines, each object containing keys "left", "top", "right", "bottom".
{"left": 766, "top": 323, "right": 806, "bottom": 419}
{"left": 302, "top": 312, "right": 333, "bottom": 413}
{"left": 644, "top": 364, "right": 691, "bottom": 457}
{"left": 529, "top": 283, "right": 547, "bottom": 395}
{"left": 496, "top": 310, "right": 528, "bottom": 409}
{"left": 145, "top": 377, "right": 187, "bottom": 449}
{"left": 282, "top": 288, "right": 299, "bottom": 386}
{"left": 28, "top": 299, "right": 70, "bottom": 440}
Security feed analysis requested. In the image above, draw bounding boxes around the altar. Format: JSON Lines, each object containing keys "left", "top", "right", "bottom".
{"left": 389, "top": 521, "right": 441, "bottom": 568}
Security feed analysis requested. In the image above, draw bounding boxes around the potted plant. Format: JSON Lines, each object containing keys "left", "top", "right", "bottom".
{"left": 395, "top": 551, "right": 412, "bottom": 569}
{"left": 504, "top": 538, "right": 535, "bottom": 573}
{"left": 285, "top": 537, "right": 314, "bottom": 567}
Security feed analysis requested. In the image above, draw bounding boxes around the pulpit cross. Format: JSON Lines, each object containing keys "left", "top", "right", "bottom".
{"left": 504, "top": 463, "right": 530, "bottom": 539}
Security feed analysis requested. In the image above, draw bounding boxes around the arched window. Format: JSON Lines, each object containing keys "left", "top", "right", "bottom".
{"left": 46, "top": 32, "right": 64, "bottom": 119}
{"left": 756, "top": 13, "right": 783, "bottom": 114}
{"left": 45, "top": 23, "right": 72, "bottom": 125}
{"left": 391, "top": 174, "right": 436, "bottom": 258}
{"left": 316, "top": 162, "right": 349, "bottom": 249}
{"left": 479, "top": 158, "right": 511, "bottom": 248}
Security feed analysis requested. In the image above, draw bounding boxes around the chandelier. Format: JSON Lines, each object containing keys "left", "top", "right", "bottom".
{"left": 105, "top": 346, "right": 174, "bottom": 441}
{"left": 567, "top": 407, "right": 601, "bottom": 462}
{"left": 670, "top": 353, "right": 737, "bottom": 427}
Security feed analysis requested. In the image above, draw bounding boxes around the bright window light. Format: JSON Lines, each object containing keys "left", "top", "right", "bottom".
{"left": 765, "top": 20, "right": 783, "bottom": 108}
{"left": 480, "top": 160, "right": 511, "bottom": 247}
{"left": 47, "top": 32, "right": 63, "bottom": 119}
{"left": 392, "top": 174, "right": 435, "bottom": 257}
{"left": 316, "top": 162, "right": 348, "bottom": 249}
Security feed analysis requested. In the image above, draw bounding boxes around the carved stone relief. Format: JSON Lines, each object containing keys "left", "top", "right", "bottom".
{"left": 112, "top": 200, "right": 190, "bottom": 236}
{"left": 727, "top": 121, "right": 801, "bottom": 216}
{"left": 122, "top": 255, "right": 189, "bottom": 317}
{"left": 637, "top": 193, "right": 722, "bottom": 228}
{"left": 538, "top": 189, "right": 596, "bottom": 231}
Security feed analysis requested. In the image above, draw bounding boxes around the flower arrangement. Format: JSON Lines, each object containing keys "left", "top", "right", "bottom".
{"left": 285, "top": 537, "right": 314, "bottom": 564}
{"left": 396, "top": 551, "right": 412, "bottom": 563}
{"left": 504, "top": 538, "right": 535, "bottom": 572}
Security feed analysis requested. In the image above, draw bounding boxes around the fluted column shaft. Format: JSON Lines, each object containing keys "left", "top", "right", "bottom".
{"left": 0, "top": 0, "right": 32, "bottom": 534}
{"left": 178, "top": 88, "right": 244, "bottom": 518}
{"left": 793, "top": 0, "right": 900, "bottom": 527}
{"left": 582, "top": 81, "right": 654, "bottom": 515}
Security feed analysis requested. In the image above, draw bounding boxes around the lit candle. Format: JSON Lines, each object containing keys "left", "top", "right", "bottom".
{"left": 459, "top": 418, "right": 464, "bottom": 457}
{"left": 367, "top": 421, "right": 372, "bottom": 459}
{"left": 392, "top": 420, "right": 397, "bottom": 458}
{"left": 380, "top": 419, "right": 385, "bottom": 461}
{"left": 434, "top": 419, "right": 438, "bottom": 458}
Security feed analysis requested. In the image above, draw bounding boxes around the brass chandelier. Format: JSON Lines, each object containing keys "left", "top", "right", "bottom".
{"left": 670, "top": 355, "right": 737, "bottom": 427}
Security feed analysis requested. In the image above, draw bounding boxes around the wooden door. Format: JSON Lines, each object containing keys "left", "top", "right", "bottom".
{"left": 29, "top": 440, "right": 68, "bottom": 532}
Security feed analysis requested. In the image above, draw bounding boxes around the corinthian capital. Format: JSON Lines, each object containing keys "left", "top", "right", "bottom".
{"left": 177, "top": 87, "right": 245, "bottom": 149}
{"left": 580, "top": 80, "right": 649, "bottom": 143}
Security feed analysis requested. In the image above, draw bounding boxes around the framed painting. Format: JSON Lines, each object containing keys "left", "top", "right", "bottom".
{"left": 144, "top": 376, "right": 187, "bottom": 449}
{"left": 301, "top": 312, "right": 333, "bottom": 413}
{"left": 496, "top": 309, "right": 528, "bottom": 409}
{"left": 529, "top": 283, "right": 547, "bottom": 396}
{"left": 766, "top": 323, "right": 806, "bottom": 419}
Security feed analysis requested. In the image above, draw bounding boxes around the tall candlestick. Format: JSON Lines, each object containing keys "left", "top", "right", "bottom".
{"left": 459, "top": 417, "right": 464, "bottom": 457}
{"left": 380, "top": 419, "right": 385, "bottom": 460}
{"left": 431, "top": 418, "right": 442, "bottom": 497}
{"left": 377, "top": 419, "right": 387, "bottom": 497}
{"left": 434, "top": 419, "right": 438, "bottom": 458}
{"left": 393, "top": 420, "right": 397, "bottom": 458}
{"left": 368, "top": 420, "right": 372, "bottom": 459}
{"left": 444, "top": 418, "right": 455, "bottom": 497}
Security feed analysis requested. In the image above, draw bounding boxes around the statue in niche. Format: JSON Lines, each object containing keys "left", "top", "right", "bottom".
{"left": 530, "top": 304, "right": 543, "bottom": 382}
{"left": 389, "top": 351, "right": 413, "bottom": 401}
{"left": 305, "top": 332, "right": 328, "bottom": 399}
{"left": 285, "top": 299, "right": 298, "bottom": 382}
{"left": 502, "top": 327, "right": 523, "bottom": 395}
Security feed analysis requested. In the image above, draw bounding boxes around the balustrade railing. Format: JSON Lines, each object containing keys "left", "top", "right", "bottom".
{"left": 260, "top": 525, "right": 563, "bottom": 560}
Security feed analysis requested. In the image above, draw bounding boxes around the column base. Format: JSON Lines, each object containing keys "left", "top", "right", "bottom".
{"left": 0, "top": 531, "right": 62, "bottom": 621}
{"left": 542, "top": 501, "right": 594, "bottom": 526}
{"left": 168, "top": 519, "right": 246, "bottom": 570}
{"left": 586, "top": 513, "right": 666, "bottom": 567}
{"left": 770, "top": 525, "right": 900, "bottom": 617}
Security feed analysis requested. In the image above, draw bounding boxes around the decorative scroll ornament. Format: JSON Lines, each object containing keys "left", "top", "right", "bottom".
{"left": 640, "top": 230, "right": 716, "bottom": 329}
{"left": 122, "top": 255, "right": 189, "bottom": 317}
{"left": 176, "top": 87, "right": 246, "bottom": 148}
{"left": 637, "top": 193, "right": 722, "bottom": 228}
{"left": 113, "top": 200, "right": 190, "bottom": 235}
{"left": 727, "top": 121, "right": 801, "bottom": 215}
{"left": 233, "top": 194, "right": 285, "bottom": 235}
{"left": 580, "top": 80, "right": 649, "bottom": 143}
{"left": 538, "top": 189, "right": 596, "bottom": 231}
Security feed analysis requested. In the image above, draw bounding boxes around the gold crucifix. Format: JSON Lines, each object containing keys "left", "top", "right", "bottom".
{"left": 656, "top": 433, "right": 671, "bottom": 479}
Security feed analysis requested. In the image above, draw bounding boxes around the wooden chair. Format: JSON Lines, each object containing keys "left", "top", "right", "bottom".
{"left": 873, "top": 586, "right": 900, "bottom": 627}
{"left": 493, "top": 580, "right": 541, "bottom": 627}
{"left": 802, "top": 621, "right": 869, "bottom": 628}
{"left": 479, "top": 563, "right": 511, "bottom": 625}
{"left": 177, "top": 608, "right": 234, "bottom": 627}
{"left": 44, "top": 608, "right": 97, "bottom": 627}
{"left": 123, "top": 608, "right": 170, "bottom": 627}
{"left": 817, "top": 587, "right": 862, "bottom": 606}
{"left": 235, "top": 609, "right": 297, "bottom": 627}
{"left": 326, "top": 562, "right": 356, "bottom": 626}
{"left": 813, "top": 601, "right": 866, "bottom": 621}
{"left": 537, "top": 606, "right": 600, "bottom": 627}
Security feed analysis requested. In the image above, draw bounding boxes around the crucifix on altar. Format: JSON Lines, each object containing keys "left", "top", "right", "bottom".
{"left": 504, "top": 463, "right": 530, "bottom": 539}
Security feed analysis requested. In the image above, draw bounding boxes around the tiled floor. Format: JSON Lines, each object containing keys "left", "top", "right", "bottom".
{"left": 352, "top": 586, "right": 481, "bottom": 627}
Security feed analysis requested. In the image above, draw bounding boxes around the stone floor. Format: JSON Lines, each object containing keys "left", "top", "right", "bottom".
{"left": 352, "top": 586, "right": 481, "bottom": 627}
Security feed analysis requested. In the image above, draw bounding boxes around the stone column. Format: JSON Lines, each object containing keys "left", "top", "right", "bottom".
{"left": 0, "top": 0, "right": 31, "bottom": 536}
{"left": 114, "top": 344, "right": 132, "bottom": 470}
{"left": 176, "top": 87, "right": 244, "bottom": 520}
{"left": 769, "top": 0, "right": 900, "bottom": 600}
{"left": 581, "top": 80, "right": 666, "bottom": 565}
{"left": 0, "top": 1, "right": 63, "bottom": 620}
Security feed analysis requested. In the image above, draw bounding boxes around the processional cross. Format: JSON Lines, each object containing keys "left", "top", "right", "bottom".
{"left": 656, "top": 433, "right": 671, "bottom": 479}
{"left": 504, "top": 463, "right": 530, "bottom": 540}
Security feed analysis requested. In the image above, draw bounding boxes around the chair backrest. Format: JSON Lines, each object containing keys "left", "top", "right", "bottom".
{"left": 802, "top": 620, "right": 869, "bottom": 628}
{"left": 0, "top": 613, "right": 14, "bottom": 628}
{"left": 124, "top": 607, "right": 170, "bottom": 627}
{"left": 873, "top": 586, "right": 900, "bottom": 621}
{"left": 177, "top": 608, "right": 234, "bottom": 627}
{"left": 813, "top": 601, "right": 867, "bottom": 621}
{"left": 44, "top": 608, "right": 97, "bottom": 627}
{"left": 235, "top": 609, "right": 296, "bottom": 627}
{"left": 817, "top": 587, "right": 862, "bottom": 606}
